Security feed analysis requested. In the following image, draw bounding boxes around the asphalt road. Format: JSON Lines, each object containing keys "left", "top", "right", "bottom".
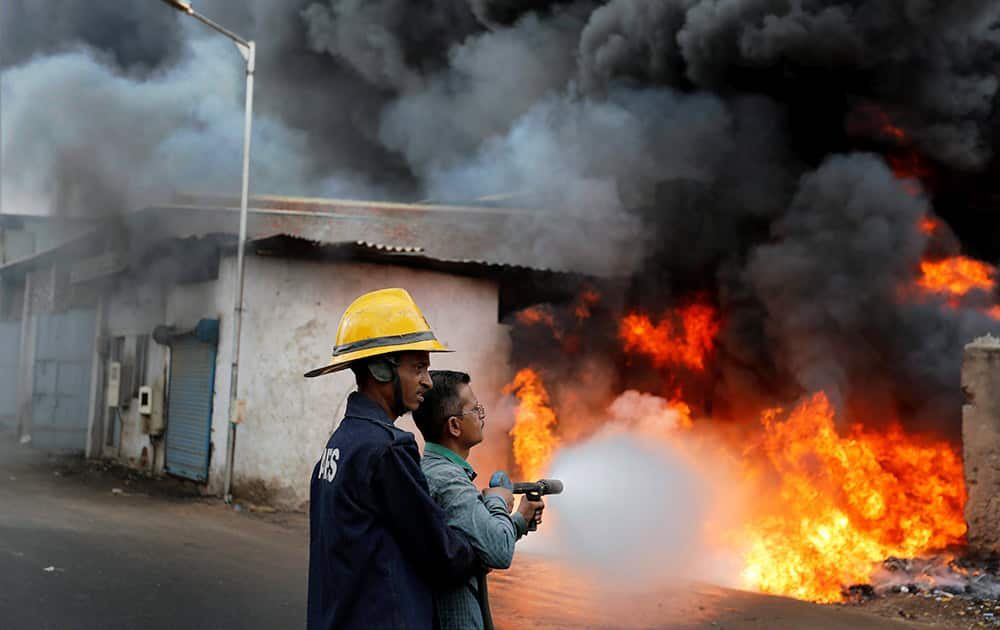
{"left": 0, "top": 430, "right": 306, "bottom": 630}
{"left": 0, "top": 429, "right": 939, "bottom": 630}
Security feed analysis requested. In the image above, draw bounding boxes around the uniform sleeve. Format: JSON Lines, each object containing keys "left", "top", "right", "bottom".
{"left": 371, "top": 442, "right": 479, "bottom": 587}
{"left": 433, "top": 470, "right": 518, "bottom": 570}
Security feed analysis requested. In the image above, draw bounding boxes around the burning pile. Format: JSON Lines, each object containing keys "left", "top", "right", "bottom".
{"left": 739, "top": 393, "right": 966, "bottom": 602}
{"left": 504, "top": 266, "right": 982, "bottom": 603}
{"left": 504, "top": 363, "right": 967, "bottom": 603}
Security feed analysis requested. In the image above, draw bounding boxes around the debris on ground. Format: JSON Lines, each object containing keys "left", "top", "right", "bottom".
{"left": 839, "top": 554, "right": 1000, "bottom": 629}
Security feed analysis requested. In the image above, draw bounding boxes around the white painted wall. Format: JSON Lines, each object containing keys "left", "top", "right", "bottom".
{"left": 227, "top": 256, "right": 513, "bottom": 508}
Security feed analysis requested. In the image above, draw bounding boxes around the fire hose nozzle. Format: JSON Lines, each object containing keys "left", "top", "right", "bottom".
{"left": 510, "top": 479, "right": 562, "bottom": 533}
{"left": 511, "top": 479, "right": 564, "bottom": 496}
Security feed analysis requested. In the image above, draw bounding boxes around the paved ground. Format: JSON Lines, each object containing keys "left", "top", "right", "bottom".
{"left": 0, "top": 429, "right": 948, "bottom": 629}
{"left": 0, "top": 430, "right": 306, "bottom": 630}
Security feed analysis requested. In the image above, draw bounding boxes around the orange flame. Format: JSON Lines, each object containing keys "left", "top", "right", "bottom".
{"left": 574, "top": 288, "right": 601, "bottom": 321}
{"left": 502, "top": 375, "right": 966, "bottom": 603}
{"left": 739, "top": 392, "right": 966, "bottom": 602}
{"left": 517, "top": 305, "right": 557, "bottom": 328}
{"left": 918, "top": 257, "right": 996, "bottom": 297}
{"left": 858, "top": 107, "right": 932, "bottom": 196}
{"left": 620, "top": 303, "right": 720, "bottom": 371}
{"left": 919, "top": 216, "right": 940, "bottom": 235}
{"left": 505, "top": 368, "right": 559, "bottom": 480}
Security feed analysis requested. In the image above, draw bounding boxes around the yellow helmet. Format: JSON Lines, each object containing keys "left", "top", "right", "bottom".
{"left": 304, "top": 288, "right": 451, "bottom": 378}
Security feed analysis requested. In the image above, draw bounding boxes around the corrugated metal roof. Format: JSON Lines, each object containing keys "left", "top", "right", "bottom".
{"left": 1, "top": 195, "right": 636, "bottom": 278}
{"left": 138, "top": 195, "right": 636, "bottom": 276}
{"left": 247, "top": 234, "right": 576, "bottom": 278}
{"left": 355, "top": 240, "right": 423, "bottom": 254}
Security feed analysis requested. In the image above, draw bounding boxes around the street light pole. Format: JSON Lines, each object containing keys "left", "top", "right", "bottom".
{"left": 160, "top": 0, "right": 254, "bottom": 503}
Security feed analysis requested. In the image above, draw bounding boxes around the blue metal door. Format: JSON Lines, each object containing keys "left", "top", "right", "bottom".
{"left": 0, "top": 320, "right": 20, "bottom": 429}
{"left": 32, "top": 308, "right": 97, "bottom": 451}
{"left": 164, "top": 335, "right": 218, "bottom": 481}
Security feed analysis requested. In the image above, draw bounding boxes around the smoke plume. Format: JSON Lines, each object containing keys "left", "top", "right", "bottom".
{"left": 4, "top": 0, "right": 1000, "bottom": 424}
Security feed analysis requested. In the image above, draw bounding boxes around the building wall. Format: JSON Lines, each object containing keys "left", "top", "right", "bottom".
{"left": 100, "top": 255, "right": 515, "bottom": 508}
{"left": 222, "top": 256, "right": 513, "bottom": 508}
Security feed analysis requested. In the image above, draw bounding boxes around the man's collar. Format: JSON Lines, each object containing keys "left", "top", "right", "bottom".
{"left": 424, "top": 442, "right": 477, "bottom": 480}
{"left": 346, "top": 391, "right": 394, "bottom": 425}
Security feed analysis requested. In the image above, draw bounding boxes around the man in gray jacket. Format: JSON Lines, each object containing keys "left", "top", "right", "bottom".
{"left": 413, "top": 370, "right": 544, "bottom": 630}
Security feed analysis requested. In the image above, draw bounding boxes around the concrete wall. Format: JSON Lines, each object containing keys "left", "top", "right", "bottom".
{"left": 963, "top": 334, "right": 1000, "bottom": 552}
{"left": 224, "top": 256, "right": 513, "bottom": 508}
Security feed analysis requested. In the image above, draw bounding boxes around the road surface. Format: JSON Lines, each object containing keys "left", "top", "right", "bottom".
{"left": 0, "top": 429, "right": 939, "bottom": 629}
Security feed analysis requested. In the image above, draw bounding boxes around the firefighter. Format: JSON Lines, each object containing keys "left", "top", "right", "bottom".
{"left": 304, "top": 288, "right": 479, "bottom": 630}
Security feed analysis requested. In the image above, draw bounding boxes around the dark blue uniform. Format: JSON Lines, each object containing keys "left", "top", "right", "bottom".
{"left": 308, "top": 393, "right": 477, "bottom": 630}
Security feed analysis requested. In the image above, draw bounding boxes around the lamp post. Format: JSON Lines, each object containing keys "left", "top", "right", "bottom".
{"left": 160, "top": 0, "right": 254, "bottom": 503}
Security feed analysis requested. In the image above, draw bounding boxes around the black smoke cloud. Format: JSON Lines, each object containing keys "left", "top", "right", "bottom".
{"left": 749, "top": 154, "right": 929, "bottom": 402}
{"left": 0, "top": 0, "right": 186, "bottom": 72}
{"left": 4, "top": 0, "right": 1000, "bottom": 429}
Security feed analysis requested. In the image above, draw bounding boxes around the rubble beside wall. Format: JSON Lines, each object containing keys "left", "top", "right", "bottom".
{"left": 963, "top": 334, "right": 1000, "bottom": 552}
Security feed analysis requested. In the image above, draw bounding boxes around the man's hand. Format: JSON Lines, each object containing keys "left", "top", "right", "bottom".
{"left": 516, "top": 496, "right": 544, "bottom": 528}
{"left": 483, "top": 486, "right": 514, "bottom": 512}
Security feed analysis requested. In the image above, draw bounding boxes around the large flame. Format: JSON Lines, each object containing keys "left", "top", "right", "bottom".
{"left": 505, "top": 368, "right": 559, "bottom": 480}
{"left": 620, "top": 302, "right": 720, "bottom": 371}
{"left": 918, "top": 257, "right": 997, "bottom": 297}
{"left": 739, "top": 393, "right": 966, "bottom": 602}
{"left": 507, "top": 287, "right": 970, "bottom": 604}
{"left": 502, "top": 363, "right": 966, "bottom": 603}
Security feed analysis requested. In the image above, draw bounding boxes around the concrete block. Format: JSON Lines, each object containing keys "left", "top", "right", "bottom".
{"left": 963, "top": 334, "right": 1000, "bottom": 552}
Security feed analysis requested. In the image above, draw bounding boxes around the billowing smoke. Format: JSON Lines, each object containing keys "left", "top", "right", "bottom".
{"left": 4, "top": 1, "right": 1000, "bottom": 423}
{"left": 1, "top": 37, "right": 364, "bottom": 216}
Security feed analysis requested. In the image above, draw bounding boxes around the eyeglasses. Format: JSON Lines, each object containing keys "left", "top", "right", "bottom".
{"left": 459, "top": 403, "right": 486, "bottom": 422}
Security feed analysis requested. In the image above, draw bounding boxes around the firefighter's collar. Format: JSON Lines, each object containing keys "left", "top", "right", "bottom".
{"left": 424, "top": 442, "right": 476, "bottom": 479}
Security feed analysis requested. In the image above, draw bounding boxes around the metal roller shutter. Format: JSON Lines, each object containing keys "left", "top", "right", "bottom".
{"left": 164, "top": 336, "right": 217, "bottom": 481}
